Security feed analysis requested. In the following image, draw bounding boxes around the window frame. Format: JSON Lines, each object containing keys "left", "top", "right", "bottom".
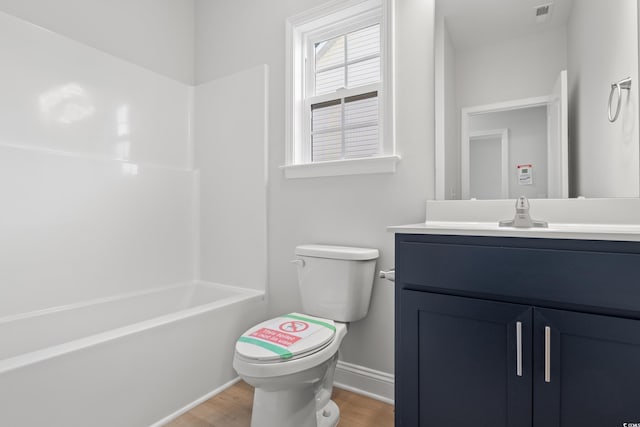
{"left": 304, "top": 16, "right": 382, "bottom": 163}
{"left": 284, "top": 0, "right": 398, "bottom": 179}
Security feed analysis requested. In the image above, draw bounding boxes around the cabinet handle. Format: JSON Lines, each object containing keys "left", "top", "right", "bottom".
{"left": 516, "top": 321, "right": 523, "bottom": 377}
{"left": 544, "top": 326, "right": 551, "bottom": 383}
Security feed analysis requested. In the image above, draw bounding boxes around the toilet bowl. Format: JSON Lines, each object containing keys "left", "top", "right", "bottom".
{"left": 233, "top": 316, "right": 348, "bottom": 427}
{"left": 232, "top": 244, "right": 379, "bottom": 427}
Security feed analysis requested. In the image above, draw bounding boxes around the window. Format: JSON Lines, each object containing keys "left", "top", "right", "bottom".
{"left": 309, "top": 24, "right": 381, "bottom": 162}
{"left": 284, "top": 0, "right": 398, "bottom": 178}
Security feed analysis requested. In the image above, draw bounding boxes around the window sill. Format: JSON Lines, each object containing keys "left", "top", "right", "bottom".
{"left": 280, "top": 155, "right": 401, "bottom": 179}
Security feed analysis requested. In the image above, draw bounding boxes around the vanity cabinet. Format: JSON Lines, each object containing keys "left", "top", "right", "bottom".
{"left": 395, "top": 233, "right": 640, "bottom": 427}
{"left": 399, "top": 290, "right": 532, "bottom": 426}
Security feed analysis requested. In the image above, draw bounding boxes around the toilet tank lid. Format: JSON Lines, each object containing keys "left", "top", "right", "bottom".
{"left": 295, "top": 244, "right": 379, "bottom": 260}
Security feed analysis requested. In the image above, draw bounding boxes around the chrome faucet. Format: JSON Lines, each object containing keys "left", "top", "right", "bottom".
{"left": 499, "top": 196, "right": 548, "bottom": 228}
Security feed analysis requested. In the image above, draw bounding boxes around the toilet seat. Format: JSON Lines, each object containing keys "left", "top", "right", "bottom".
{"left": 235, "top": 313, "right": 336, "bottom": 363}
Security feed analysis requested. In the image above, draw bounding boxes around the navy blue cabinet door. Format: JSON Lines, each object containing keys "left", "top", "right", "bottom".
{"left": 397, "top": 290, "right": 533, "bottom": 427}
{"left": 533, "top": 308, "right": 640, "bottom": 427}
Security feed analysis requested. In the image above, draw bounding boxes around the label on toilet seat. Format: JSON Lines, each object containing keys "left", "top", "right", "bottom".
{"left": 249, "top": 317, "right": 322, "bottom": 348}
{"left": 249, "top": 328, "right": 303, "bottom": 347}
{"left": 237, "top": 313, "right": 336, "bottom": 360}
{"left": 280, "top": 320, "right": 310, "bottom": 334}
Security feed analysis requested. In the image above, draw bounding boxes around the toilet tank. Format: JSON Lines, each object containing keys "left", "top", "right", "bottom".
{"left": 293, "top": 245, "right": 379, "bottom": 322}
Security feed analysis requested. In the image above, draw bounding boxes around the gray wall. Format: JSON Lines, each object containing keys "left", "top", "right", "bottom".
{"left": 456, "top": 27, "right": 567, "bottom": 109}
{"left": 195, "top": 0, "right": 435, "bottom": 376}
{"left": 567, "top": 0, "right": 639, "bottom": 197}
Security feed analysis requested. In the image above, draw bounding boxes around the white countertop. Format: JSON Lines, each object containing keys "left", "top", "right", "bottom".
{"left": 388, "top": 221, "right": 640, "bottom": 242}
{"left": 388, "top": 198, "right": 640, "bottom": 242}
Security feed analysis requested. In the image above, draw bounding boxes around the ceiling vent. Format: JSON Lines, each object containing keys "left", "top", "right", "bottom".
{"left": 535, "top": 3, "right": 553, "bottom": 23}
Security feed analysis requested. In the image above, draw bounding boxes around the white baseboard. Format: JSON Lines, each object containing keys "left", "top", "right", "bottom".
{"left": 333, "top": 360, "right": 395, "bottom": 405}
{"left": 150, "top": 376, "right": 242, "bottom": 427}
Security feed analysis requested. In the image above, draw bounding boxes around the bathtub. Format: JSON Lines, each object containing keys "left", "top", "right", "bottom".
{"left": 0, "top": 281, "right": 265, "bottom": 427}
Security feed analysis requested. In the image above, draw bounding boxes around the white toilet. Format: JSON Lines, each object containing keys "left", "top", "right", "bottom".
{"left": 233, "top": 244, "right": 379, "bottom": 427}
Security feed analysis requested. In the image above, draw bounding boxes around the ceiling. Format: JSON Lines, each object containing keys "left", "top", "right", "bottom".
{"left": 437, "top": 0, "right": 575, "bottom": 50}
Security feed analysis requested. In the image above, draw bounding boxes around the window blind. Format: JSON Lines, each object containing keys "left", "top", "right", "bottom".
{"left": 311, "top": 92, "right": 379, "bottom": 162}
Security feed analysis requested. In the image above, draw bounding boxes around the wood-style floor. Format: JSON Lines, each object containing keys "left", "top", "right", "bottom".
{"left": 165, "top": 381, "right": 394, "bottom": 427}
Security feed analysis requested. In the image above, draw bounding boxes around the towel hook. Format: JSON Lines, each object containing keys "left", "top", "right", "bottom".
{"left": 608, "top": 77, "right": 632, "bottom": 123}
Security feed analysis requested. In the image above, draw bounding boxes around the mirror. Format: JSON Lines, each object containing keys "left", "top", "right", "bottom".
{"left": 435, "top": 0, "right": 639, "bottom": 199}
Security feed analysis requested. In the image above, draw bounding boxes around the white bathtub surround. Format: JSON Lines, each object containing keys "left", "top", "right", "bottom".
{"left": 0, "top": 8, "right": 268, "bottom": 427}
{"left": 0, "top": 282, "right": 261, "bottom": 373}
{"left": 0, "top": 282, "right": 266, "bottom": 427}
{"left": 0, "top": 144, "right": 196, "bottom": 317}
{"left": 0, "top": 10, "right": 191, "bottom": 169}
{"left": 0, "top": 10, "right": 197, "bottom": 318}
{"left": 388, "top": 198, "right": 640, "bottom": 241}
{"left": 194, "top": 65, "right": 269, "bottom": 292}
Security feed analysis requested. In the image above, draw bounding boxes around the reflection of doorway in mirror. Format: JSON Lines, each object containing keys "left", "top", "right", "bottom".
{"left": 460, "top": 72, "right": 568, "bottom": 200}
{"left": 468, "top": 129, "right": 508, "bottom": 200}
{"left": 463, "top": 103, "right": 548, "bottom": 199}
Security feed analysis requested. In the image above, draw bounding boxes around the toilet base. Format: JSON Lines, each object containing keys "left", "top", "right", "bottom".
{"left": 250, "top": 384, "right": 321, "bottom": 427}
{"left": 247, "top": 355, "right": 340, "bottom": 427}
{"left": 316, "top": 400, "right": 339, "bottom": 427}
{"left": 250, "top": 387, "right": 339, "bottom": 427}
{"left": 235, "top": 324, "right": 348, "bottom": 427}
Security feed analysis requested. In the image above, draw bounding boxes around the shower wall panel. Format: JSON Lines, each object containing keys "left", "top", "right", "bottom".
{"left": 0, "top": 11, "right": 195, "bottom": 317}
